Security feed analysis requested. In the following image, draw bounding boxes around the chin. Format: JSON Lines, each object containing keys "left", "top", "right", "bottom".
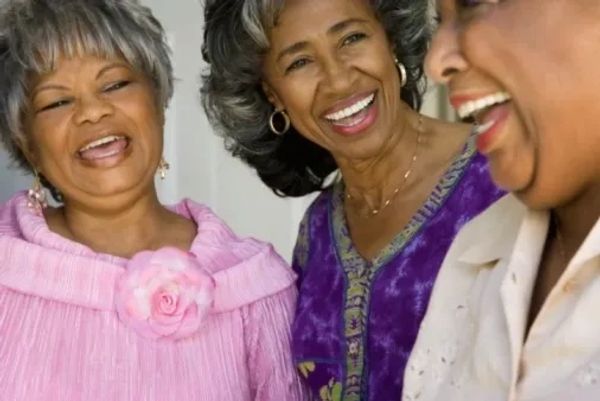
{"left": 488, "top": 154, "right": 535, "bottom": 189}
{"left": 78, "top": 177, "right": 153, "bottom": 201}
{"left": 513, "top": 189, "right": 558, "bottom": 211}
{"left": 337, "top": 136, "right": 387, "bottom": 161}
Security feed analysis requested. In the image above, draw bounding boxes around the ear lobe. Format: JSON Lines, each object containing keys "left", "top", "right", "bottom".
{"left": 261, "top": 81, "right": 284, "bottom": 110}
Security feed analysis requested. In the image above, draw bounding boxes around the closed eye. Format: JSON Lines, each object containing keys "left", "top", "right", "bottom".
{"left": 285, "top": 58, "right": 311, "bottom": 74}
{"left": 38, "top": 99, "right": 72, "bottom": 113}
{"left": 456, "top": 0, "right": 500, "bottom": 13}
{"left": 458, "top": 0, "right": 481, "bottom": 6}
{"left": 342, "top": 32, "right": 367, "bottom": 47}
{"left": 454, "top": 0, "right": 500, "bottom": 23}
{"left": 104, "top": 80, "right": 131, "bottom": 92}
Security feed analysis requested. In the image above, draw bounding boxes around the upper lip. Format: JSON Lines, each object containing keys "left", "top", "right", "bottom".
{"left": 320, "top": 90, "right": 376, "bottom": 118}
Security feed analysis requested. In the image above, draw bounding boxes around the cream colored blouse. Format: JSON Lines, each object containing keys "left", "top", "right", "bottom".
{"left": 402, "top": 195, "right": 600, "bottom": 401}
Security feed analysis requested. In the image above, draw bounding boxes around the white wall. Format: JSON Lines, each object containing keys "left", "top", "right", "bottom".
{"left": 0, "top": 0, "right": 448, "bottom": 261}
{"left": 0, "top": 151, "right": 29, "bottom": 199}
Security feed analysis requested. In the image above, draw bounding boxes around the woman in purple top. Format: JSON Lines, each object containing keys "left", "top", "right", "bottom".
{"left": 201, "top": 0, "right": 503, "bottom": 400}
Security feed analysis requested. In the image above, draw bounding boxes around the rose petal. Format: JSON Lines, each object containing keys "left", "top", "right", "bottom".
{"left": 148, "top": 316, "right": 183, "bottom": 337}
{"left": 116, "top": 247, "right": 215, "bottom": 341}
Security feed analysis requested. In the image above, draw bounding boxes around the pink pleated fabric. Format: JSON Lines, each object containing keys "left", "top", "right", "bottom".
{"left": 0, "top": 192, "right": 307, "bottom": 401}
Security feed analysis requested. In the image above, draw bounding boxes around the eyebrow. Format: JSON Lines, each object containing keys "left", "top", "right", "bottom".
{"left": 31, "top": 83, "right": 69, "bottom": 98}
{"left": 96, "top": 62, "right": 129, "bottom": 79}
{"left": 276, "top": 17, "right": 368, "bottom": 61}
{"left": 32, "top": 62, "right": 131, "bottom": 98}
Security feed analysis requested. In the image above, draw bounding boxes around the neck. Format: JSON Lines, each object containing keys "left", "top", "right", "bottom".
{"left": 552, "top": 180, "right": 600, "bottom": 259}
{"left": 337, "top": 110, "right": 423, "bottom": 209}
{"left": 49, "top": 188, "right": 174, "bottom": 258}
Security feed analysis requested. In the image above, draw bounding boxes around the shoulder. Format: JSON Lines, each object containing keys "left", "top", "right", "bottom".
{"left": 0, "top": 192, "right": 28, "bottom": 238}
{"left": 442, "top": 194, "right": 525, "bottom": 264}
{"left": 304, "top": 187, "right": 334, "bottom": 221}
{"left": 403, "top": 195, "right": 524, "bottom": 399}
{"left": 292, "top": 187, "right": 333, "bottom": 269}
{"left": 171, "top": 199, "right": 298, "bottom": 311}
{"left": 419, "top": 194, "right": 524, "bottom": 324}
{"left": 415, "top": 194, "right": 524, "bottom": 326}
{"left": 296, "top": 185, "right": 336, "bottom": 234}
{"left": 450, "top": 137, "right": 506, "bottom": 210}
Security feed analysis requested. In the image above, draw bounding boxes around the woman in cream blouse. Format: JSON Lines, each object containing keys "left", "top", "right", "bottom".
{"left": 403, "top": 1, "right": 600, "bottom": 401}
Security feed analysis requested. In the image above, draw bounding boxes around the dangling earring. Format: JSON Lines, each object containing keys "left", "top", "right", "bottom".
{"left": 269, "top": 109, "right": 291, "bottom": 136}
{"left": 27, "top": 170, "right": 48, "bottom": 215}
{"left": 157, "top": 157, "right": 170, "bottom": 180}
{"left": 395, "top": 58, "right": 407, "bottom": 88}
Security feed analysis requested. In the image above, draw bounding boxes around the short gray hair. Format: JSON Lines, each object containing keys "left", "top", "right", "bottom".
{"left": 0, "top": 0, "right": 173, "bottom": 174}
{"left": 201, "top": 0, "right": 431, "bottom": 197}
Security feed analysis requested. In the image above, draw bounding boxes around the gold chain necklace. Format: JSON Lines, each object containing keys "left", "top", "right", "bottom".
{"left": 346, "top": 115, "right": 423, "bottom": 217}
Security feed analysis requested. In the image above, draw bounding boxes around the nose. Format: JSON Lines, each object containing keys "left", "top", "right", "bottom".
{"left": 73, "top": 93, "right": 114, "bottom": 125}
{"left": 320, "top": 54, "right": 355, "bottom": 94}
{"left": 425, "top": 23, "right": 468, "bottom": 85}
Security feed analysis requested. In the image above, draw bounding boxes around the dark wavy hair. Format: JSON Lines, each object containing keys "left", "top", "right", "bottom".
{"left": 201, "top": 0, "right": 430, "bottom": 197}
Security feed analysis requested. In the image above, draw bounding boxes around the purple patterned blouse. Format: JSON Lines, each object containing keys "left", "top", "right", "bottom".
{"left": 291, "top": 137, "right": 504, "bottom": 401}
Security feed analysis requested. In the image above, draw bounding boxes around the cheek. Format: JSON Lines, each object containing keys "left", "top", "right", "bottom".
{"left": 28, "top": 123, "right": 70, "bottom": 169}
{"left": 278, "top": 82, "right": 331, "bottom": 143}
{"left": 520, "top": 130, "right": 600, "bottom": 208}
{"left": 486, "top": 115, "right": 538, "bottom": 192}
{"left": 488, "top": 147, "right": 536, "bottom": 193}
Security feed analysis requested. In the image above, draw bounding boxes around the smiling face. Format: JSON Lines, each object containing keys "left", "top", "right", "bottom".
{"left": 25, "top": 54, "right": 163, "bottom": 207}
{"left": 261, "top": 0, "right": 404, "bottom": 161}
{"left": 427, "top": 0, "right": 600, "bottom": 209}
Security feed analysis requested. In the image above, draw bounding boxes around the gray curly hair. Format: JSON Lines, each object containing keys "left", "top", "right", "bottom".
{"left": 0, "top": 0, "right": 173, "bottom": 179}
{"left": 202, "top": 0, "right": 431, "bottom": 197}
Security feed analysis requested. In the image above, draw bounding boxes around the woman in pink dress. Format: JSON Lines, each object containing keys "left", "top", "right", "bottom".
{"left": 0, "top": 1, "right": 305, "bottom": 400}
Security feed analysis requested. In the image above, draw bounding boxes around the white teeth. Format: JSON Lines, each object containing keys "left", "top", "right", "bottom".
{"left": 457, "top": 91, "right": 511, "bottom": 120}
{"left": 473, "top": 120, "right": 495, "bottom": 136}
{"left": 79, "top": 135, "right": 124, "bottom": 152}
{"left": 324, "top": 93, "right": 375, "bottom": 122}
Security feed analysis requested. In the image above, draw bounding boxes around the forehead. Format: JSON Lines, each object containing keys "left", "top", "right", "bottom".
{"left": 273, "top": 0, "right": 377, "bottom": 38}
{"left": 29, "top": 54, "right": 134, "bottom": 89}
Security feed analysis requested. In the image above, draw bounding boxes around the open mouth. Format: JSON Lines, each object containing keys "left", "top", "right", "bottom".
{"left": 77, "top": 135, "right": 130, "bottom": 161}
{"left": 457, "top": 91, "right": 511, "bottom": 135}
{"left": 323, "top": 92, "right": 376, "bottom": 127}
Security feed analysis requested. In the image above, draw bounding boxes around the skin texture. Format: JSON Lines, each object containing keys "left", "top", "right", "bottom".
{"left": 262, "top": 0, "right": 471, "bottom": 259}
{"left": 428, "top": 0, "right": 600, "bottom": 330}
{"left": 23, "top": 55, "right": 195, "bottom": 258}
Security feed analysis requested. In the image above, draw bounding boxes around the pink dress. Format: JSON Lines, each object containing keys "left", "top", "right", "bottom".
{"left": 0, "top": 192, "right": 307, "bottom": 401}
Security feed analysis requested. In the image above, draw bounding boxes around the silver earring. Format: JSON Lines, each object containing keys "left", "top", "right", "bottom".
{"left": 269, "top": 109, "right": 290, "bottom": 136}
{"left": 27, "top": 170, "right": 48, "bottom": 215}
{"left": 157, "top": 157, "right": 170, "bottom": 180}
{"left": 395, "top": 58, "right": 407, "bottom": 88}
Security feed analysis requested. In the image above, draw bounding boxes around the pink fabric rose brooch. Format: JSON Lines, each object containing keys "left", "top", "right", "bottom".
{"left": 115, "top": 247, "right": 215, "bottom": 340}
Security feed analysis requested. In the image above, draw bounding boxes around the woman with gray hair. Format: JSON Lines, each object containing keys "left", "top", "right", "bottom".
{"left": 0, "top": 1, "right": 305, "bottom": 400}
{"left": 202, "top": 0, "right": 504, "bottom": 400}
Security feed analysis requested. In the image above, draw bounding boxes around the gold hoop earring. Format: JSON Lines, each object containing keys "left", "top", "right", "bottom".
{"left": 157, "top": 157, "right": 170, "bottom": 180}
{"left": 395, "top": 58, "right": 407, "bottom": 88}
{"left": 269, "top": 109, "right": 290, "bottom": 136}
{"left": 27, "top": 170, "right": 48, "bottom": 215}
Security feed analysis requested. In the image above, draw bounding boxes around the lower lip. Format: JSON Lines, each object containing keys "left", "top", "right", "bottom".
{"left": 475, "top": 103, "right": 510, "bottom": 153}
{"left": 326, "top": 98, "right": 378, "bottom": 137}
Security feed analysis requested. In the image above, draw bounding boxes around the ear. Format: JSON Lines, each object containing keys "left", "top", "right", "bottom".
{"left": 261, "top": 81, "right": 285, "bottom": 111}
